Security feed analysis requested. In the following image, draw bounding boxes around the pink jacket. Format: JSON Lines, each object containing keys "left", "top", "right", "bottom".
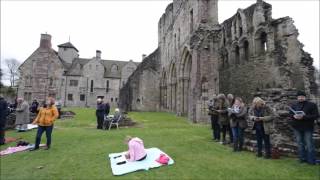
{"left": 128, "top": 137, "right": 147, "bottom": 162}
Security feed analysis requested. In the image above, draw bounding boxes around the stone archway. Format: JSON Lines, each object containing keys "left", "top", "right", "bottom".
{"left": 179, "top": 49, "right": 192, "bottom": 116}
{"left": 160, "top": 70, "right": 168, "bottom": 109}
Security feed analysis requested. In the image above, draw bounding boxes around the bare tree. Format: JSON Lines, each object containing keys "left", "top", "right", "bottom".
{"left": 5, "top": 58, "right": 20, "bottom": 87}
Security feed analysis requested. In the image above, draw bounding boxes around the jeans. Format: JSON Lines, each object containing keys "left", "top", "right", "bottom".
{"left": 232, "top": 126, "right": 244, "bottom": 151}
{"left": 222, "top": 125, "right": 233, "bottom": 143}
{"left": 35, "top": 125, "right": 53, "bottom": 149}
{"left": 211, "top": 115, "right": 220, "bottom": 140}
{"left": 293, "top": 129, "right": 315, "bottom": 164}
{"left": 255, "top": 125, "right": 271, "bottom": 156}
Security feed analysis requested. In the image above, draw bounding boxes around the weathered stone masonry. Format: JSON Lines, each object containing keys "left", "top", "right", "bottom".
{"left": 120, "top": 0, "right": 318, "bottom": 122}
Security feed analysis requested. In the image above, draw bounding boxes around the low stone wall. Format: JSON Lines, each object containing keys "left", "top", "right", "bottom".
{"left": 243, "top": 88, "right": 320, "bottom": 156}
{"left": 118, "top": 115, "right": 137, "bottom": 127}
{"left": 5, "top": 110, "right": 76, "bottom": 129}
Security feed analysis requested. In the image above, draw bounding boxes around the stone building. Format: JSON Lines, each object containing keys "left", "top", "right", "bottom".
{"left": 119, "top": 0, "right": 318, "bottom": 123}
{"left": 18, "top": 34, "right": 139, "bottom": 107}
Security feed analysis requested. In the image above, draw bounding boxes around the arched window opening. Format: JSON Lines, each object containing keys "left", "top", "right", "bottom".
{"left": 244, "top": 41, "right": 249, "bottom": 61}
{"left": 235, "top": 46, "right": 240, "bottom": 65}
{"left": 260, "top": 32, "right": 268, "bottom": 54}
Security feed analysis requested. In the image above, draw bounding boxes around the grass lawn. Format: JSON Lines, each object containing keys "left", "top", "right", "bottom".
{"left": 1, "top": 108, "right": 319, "bottom": 180}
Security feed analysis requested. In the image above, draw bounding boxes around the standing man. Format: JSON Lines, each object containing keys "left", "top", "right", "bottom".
{"left": 105, "top": 101, "right": 110, "bottom": 117}
{"left": 96, "top": 98, "right": 105, "bottom": 130}
{"left": 0, "top": 94, "right": 9, "bottom": 145}
{"left": 30, "top": 99, "right": 39, "bottom": 114}
{"left": 289, "top": 91, "right": 319, "bottom": 165}
{"left": 15, "top": 98, "right": 30, "bottom": 132}
{"left": 55, "top": 99, "right": 62, "bottom": 119}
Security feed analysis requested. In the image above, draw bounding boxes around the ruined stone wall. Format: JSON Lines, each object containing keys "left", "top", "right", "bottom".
{"left": 119, "top": 0, "right": 318, "bottom": 124}
{"left": 119, "top": 49, "right": 160, "bottom": 112}
{"left": 218, "top": 1, "right": 317, "bottom": 102}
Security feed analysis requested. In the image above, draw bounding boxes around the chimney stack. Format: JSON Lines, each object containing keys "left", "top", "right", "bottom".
{"left": 142, "top": 54, "right": 147, "bottom": 60}
{"left": 96, "top": 50, "right": 101, "bottom": 60}
{"left": 40, "top": 33, "right": 52, "bottom": 49}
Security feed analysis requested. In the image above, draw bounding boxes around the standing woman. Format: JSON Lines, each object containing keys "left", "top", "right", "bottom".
{"left": 227, "top": 94, "right": 235, "bottom": 144}
{"left": 216, "top": 94, "right": 230, "bottom": 144}
{"left": 229, "top": 97, "right": 247, "bottom": 151}
{"left": 249, "top": 97, "right": 274, "bottom": 158}
{"left": 208, "top": 95, "right": 220, "bottom": 141}
{"left": 15, "top": 98, "right": 30, "bottom": 132}
{"left": 31, "top": 98, "right": 59, "bottom": 151}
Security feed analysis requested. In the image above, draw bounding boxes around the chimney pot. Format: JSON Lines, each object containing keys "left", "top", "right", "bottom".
{"left": 142, "top": 54, "right": 147, "bottom": 60}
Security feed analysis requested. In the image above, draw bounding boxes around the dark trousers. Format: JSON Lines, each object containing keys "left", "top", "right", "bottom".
{"left": 211, "top": 116, "right": 220, "bottom": 140}
{"left": 57, "top": 108, "right": 61, "bottom": 119}
{"left": 221, "top": 125, "right": 233, "bottom": 143}
{"left": 256, "top": 125, "right": 271, "bottom": 156}
{"left": 232, "top": 125, "right": 244, "bottom": 151}
{"left": 0, "top": 120, "right": 6, "bottom": 145}
{"left": 0, "top": 130, "right": 5, "bottom": 145}
{"left": 96, "top": 114, "right": 104, "bottom": 129}
{"left": 35, "top": 125, "right": 53, "bottom": 149}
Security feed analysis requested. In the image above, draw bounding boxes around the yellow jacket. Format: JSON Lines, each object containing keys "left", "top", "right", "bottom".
{"left": 33, "top": 106, "right": 59, "bottom": 126}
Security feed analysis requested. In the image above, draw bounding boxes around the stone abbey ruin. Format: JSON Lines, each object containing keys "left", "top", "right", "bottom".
{"left": 119, "top": 0, "right": 319, "bottom": 154}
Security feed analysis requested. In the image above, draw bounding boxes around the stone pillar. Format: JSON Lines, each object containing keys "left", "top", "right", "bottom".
{"left": 177, "top": 78, "right": 184, "bottom": 115}
{"left": 173, "top": 83, "right": 177, "bottom": 111}
{"left": 183, "top": 78, "right": 190, "bottom": 115}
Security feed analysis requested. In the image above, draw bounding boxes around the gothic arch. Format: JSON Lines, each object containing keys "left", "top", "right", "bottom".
{"left": 254, "top": 27, "right": 268, "bottom": 55}
{"left": 179, "top": 48, "right": 192, "bottom": 115}
{"left": 232, "top": 42, "right": 240, "bottom": 65}
{"left": 160, "top": 69, "right": 168, "bottom": 109}
{"left": 239, "top": 37, "right": 250, "bottom": 62}
{"left": 169, "top": 62, "right": 177, "bottom": 111}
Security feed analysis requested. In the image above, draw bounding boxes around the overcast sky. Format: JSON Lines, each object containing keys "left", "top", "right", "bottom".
{"left": 1, "top": 0, "right": 319, "bottom": 85}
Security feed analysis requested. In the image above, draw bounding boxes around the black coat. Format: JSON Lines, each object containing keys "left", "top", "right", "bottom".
{"left": 0, "top": 97, "right": 9, "bottom": 127}
{"left": 289, "top": 101, "right": 319, "bottom": 131}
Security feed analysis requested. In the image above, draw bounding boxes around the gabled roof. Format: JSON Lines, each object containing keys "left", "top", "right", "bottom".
{"left": 57, "top": 42, "right": 79, "bottom": 52}
{"left": 63, "top": 58, "right": 140, "bottom": 78}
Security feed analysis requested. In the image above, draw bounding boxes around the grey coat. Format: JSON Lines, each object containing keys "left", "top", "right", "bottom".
{"left": 15, "top": 101, "right": 30, "bottom": 125}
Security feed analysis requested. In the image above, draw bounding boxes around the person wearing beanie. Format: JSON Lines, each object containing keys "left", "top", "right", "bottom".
{"left": 289, "top": 90, "right": 319, "bottom": 165}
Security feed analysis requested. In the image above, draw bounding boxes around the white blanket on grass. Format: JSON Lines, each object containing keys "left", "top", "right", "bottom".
{"left": 108, "top": 147, "right": 174, "bottom": 176}
{"left": 27, "top": 124, "right": 38, "bottom": 130}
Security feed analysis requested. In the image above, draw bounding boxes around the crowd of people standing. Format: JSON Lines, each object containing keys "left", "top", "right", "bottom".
{"left": 208, "top": 91, "right": 319, "bottom": 165}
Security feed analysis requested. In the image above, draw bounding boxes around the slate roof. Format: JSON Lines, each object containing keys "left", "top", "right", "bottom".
{"left": 57, "top": 42, "right": 79, "bottom": 52}
{"left": 64, "top": 58, "right": 140, "bottom": 78}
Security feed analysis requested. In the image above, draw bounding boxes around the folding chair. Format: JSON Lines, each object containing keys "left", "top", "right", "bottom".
{"left": 108, "top": 115, "right": 122, "bottom": 130}
{"left": 103, "top": 115, "right": 112, "bottom": 130}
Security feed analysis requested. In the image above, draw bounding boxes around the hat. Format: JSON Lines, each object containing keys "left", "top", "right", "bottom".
{"left": 156, "top": 154, "right": 169, "bottom": 165}
{"left": 296, "top": 90, "right": 306, "bottom": 97}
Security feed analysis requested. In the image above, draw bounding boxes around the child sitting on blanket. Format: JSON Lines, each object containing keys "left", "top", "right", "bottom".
{"left": 124, "top": 136, "right": 147, "bottom": 162}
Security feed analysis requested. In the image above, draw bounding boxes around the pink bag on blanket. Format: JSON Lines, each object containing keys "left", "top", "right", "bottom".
{"left": 155, "top": 153, "right": 170, "bottom": 165}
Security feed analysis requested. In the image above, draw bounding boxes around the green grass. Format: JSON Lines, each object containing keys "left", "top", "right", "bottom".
{"left": 1, "top": 108, "right": 319, "bottom": 180}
